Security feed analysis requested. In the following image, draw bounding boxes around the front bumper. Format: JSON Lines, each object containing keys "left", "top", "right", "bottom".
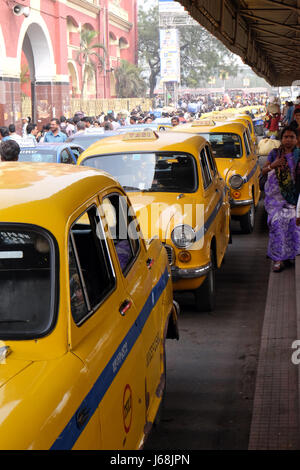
{"left": 230, "top": 198, "right": 253, "bottom": 208}
{"left": 171, "top": 262, "right": 212, "bottom": 282}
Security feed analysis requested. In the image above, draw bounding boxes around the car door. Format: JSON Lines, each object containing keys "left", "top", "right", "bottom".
{"left": 199, "top": 147, "right": 220, "bottom": 253}
{"left": 243, "top": 131, "right": 260, "bottom": 205}
{"left": 100, "top": 190, "right": 169, "bottom": 432}
{"left": 66, "top": 202, "right": 146, "bottom": 450}
{"left": 204, "top": 144, "right": 230, "bottom": 263}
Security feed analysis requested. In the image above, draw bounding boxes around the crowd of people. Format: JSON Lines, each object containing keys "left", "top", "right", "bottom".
{"left": 0, "top": 92, "right": 269, "bottom": 146}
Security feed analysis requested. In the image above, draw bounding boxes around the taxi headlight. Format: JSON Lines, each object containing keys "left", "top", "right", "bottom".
{"left": 171, "top": 225, "right": 196, "bottom": 249}
{"left": 229, "top": 174, "right": 244, "bottom": 190}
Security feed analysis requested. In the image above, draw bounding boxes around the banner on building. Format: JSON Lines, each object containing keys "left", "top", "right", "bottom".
{"left": 159, "top": 29, "right": 180, "bottom": 83}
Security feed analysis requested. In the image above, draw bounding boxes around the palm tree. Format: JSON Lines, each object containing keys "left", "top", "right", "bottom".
{"left": 76, "top": 28, "right": 106, "bottom": 100}
{"left": 115, "top": 60, "right": 147, "bottom": 98}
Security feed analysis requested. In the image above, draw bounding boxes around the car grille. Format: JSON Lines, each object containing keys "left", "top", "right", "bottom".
{"left": 163, "top": 244, "right": 175, "bottom": 266}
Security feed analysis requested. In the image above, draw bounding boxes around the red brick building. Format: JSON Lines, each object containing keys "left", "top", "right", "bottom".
{"left": 0, "top": 0, "right": 138, "bottom": 126}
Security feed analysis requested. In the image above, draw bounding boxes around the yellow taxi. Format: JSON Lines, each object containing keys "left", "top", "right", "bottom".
{"left": 0, "top": 163, "right": 178, "bottom": 450}
{"left": 231, "top": 114, "right": 257, "bottom": 151}
{"left": 77, "top": 131, "right": 231, "bottom": 312}
{"left": 171, "top": 121, "right": 261, "bottom": 233}
{"left": 202, "top": 113, "right": 257, "bottom": 151}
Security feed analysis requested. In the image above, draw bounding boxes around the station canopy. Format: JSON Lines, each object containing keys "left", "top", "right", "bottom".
{"left": 177, "top": 0, "right": 300, "bottom": 86}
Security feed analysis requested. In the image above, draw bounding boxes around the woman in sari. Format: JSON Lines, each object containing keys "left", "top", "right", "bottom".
{"left": 262, "top": 126, "right": 300, "bottom": 272}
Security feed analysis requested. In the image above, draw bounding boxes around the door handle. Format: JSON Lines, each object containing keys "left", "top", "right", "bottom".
{"left": 119, "top": 299, "right": 132, "bottom": 316}
{"left": 146, "top": 258, "right": 154, "bottom": 269}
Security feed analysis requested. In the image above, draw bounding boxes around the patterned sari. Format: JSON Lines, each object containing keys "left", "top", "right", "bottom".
{"left": 264, "top": 151, "right": 300, "bottom": 261}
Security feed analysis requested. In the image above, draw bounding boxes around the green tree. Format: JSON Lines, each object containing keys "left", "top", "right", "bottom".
{"left": 76, "top": 28, "right": 106, "bottom": 99}
{"left": 115, "top": 60, "right": 147, "bottom": 98}
{"left": 179, "top": 26, "right": 239, "bottom": 87}
{"left": 138, "top": 4, "right": 160, "bottom": 98}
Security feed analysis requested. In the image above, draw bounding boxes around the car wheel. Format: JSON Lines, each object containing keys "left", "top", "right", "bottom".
{"left": 194, "top": 248, "right": 216, "bottom": 312}
{"left": 240, "top": 202, "right": 255, "bottom": 234}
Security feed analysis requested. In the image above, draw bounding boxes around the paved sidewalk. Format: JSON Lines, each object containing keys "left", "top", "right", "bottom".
{"left": 248, "top": 259, "right": 300, "bottom": 450}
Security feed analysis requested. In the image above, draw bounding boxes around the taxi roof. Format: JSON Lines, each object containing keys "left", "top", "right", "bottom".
{"left": 78, "top": 132, "right": 207, "bottom": 162}
{"left": 0, "top": 163, "right": 119, "bottom": 230}
{"left": 170, "top": 121, "right": 247, "bottom": 135}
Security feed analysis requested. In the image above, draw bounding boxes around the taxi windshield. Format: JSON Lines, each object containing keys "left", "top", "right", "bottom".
{"left": 19, "top": 149, "right": 57, "bottom": 163}
{"left": 199, "top": 133, "right": 242, "bottom": 159}
{"left": 0, "top": 226, "right": 57, "bottom": 340}
{"left": 81, "top": 152, "right": 198, "bottom": 193}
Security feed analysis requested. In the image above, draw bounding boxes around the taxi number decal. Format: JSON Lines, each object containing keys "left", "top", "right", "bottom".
{"left": 123, "top": 384, "right": 133, "bottom": 434}
{"left": 146, "top": 333, "right": 160, "bottom": 367}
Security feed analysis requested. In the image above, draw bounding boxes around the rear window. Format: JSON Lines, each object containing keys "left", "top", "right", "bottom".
{"left": 0, "top": 226, "right": 58, "bottom": 339}
{"left": 81, "top": 152, "right": 198, "bottom": 193}
{"left": 199, "top": 133, "right": 242, "bottom": 159}
{"left": 67, "top": 134, "right": 112, "bottom": 148}
{"left": 19, "top": 149, "right": 57, "bottom": 163}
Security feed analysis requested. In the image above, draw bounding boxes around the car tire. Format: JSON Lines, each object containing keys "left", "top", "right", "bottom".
{"left": 240, "top": 202, "right": 255, "bottom": 234}
{"left": 194, "top": 248, "right": 216, "bottom": 312}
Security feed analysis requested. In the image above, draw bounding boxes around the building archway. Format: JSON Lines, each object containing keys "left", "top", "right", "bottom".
{"left": 18, "top": 18, "right": 56, "bottom": 123}
{"left": 68, "top": 61, "right": 79, "bottom": 98}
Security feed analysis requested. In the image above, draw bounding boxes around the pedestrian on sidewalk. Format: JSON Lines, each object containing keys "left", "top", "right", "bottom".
{"left": 261, "top": 126, "right": 300, "bottom": 272}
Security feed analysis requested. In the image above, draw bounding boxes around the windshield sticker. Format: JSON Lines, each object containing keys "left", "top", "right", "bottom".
{"left": 0, "top": 251, "right": 23, "bottom": 259}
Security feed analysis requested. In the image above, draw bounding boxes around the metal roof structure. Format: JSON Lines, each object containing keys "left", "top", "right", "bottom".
{"left": 176, "top": 0, "right": 300, "bottom": 86}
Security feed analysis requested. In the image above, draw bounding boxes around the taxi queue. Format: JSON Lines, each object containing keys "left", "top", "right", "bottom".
{"left": 0, "top": 108, "right": 263, "bottom": 450}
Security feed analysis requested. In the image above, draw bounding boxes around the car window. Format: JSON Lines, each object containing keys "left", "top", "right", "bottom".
{"left": 0, "top": 226, "right": 57, "bottom": 339}
{"left": 205, "top": 145, "right": 217, "bottom": 176}
{"left": 61, "top": 149, "right": 74, "bottom": 164}
{"left": 243, "top": 132, "right": 251, "bottom": 156}
{"left": 102, "top": 193, "right": 140, "bottom": 275}
{"left": 81, "top": 152, "right": 198, "bottom": 193}
{"left": 200, "top": 133, "right": 242, "bottom": 159}
{"left": 199, "top": 149, "right": 212, "bottom": 190}
{"left": 246, "top": 128, "right": 253, "bottom": 147}
{"left": 67, "top": 134, "right": 110, "bottom": 148}
{"left": 19, "top": 149, "right": 57, "bottom": 163}
{"left": 70, "top": 147, "right": 83, "bottom": 160}
{"left": 69, "top": 206, "right": 116, "bottom": 325}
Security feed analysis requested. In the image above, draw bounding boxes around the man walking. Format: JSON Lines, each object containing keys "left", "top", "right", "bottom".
{"left": 44, "top": 118, "right": 67, "bottom": 143}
